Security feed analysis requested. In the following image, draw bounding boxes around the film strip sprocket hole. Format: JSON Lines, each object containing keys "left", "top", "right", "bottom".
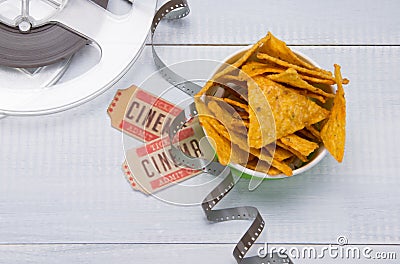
{"left": 166, "top": 101, "right": 292, "bottom": 264}
{"left": 152, "top": 0, "right": 293, "bottom": 263}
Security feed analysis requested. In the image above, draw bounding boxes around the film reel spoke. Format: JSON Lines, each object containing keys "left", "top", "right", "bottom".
{"left": 42, "top": 0, "right": 63, "bottom": 8}
{"left": 50, "top": 0, "right": 113, "bottom": 45}
{"left": 0, "top": 0, "right": 157, "bottom": 115}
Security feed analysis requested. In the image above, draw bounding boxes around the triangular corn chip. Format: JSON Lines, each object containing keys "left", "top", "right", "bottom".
{"left": 209, "top": 97, "right": 249, "bottom": 112}
{"left": 223, "top": 97, "right": 249, "bottom": 112}
{"left": 257, "top": 52, "right": 335, "bottom": 81}
{"left": 276, "top": 140, "right": 308, "bottom": 162}
{"left": 208, "top": 100, "right": 248, "bottom": 135}
{"left": 239, "top": 66, "right": 285, "bottom": 81}
{"left": 202, "top": 119, "right": 249, "bottom": 165}
{"left": 249, "top": 148, "right": 293, "bottom": 176}
{"left": 267, "top": 166, "right": 282, "bottom": 176}
{"left": 259, "top": 32, "right": 326, "bottom": 73}
{"left": 285, "top": 87, "right": 327, "bottom": 104}
{"left": 268, "top": 68, "right": 334, "bottom": 98}
{"left": 199, "top": 100, "right": 293, "bottom": 176}
{"left": 272, "top": 146, "right": 294, "bottom": 161}
{"left": 241, "top": 62, "right": 338, "bottom": 85}
{"left": 248, "top": 77, "right": 329, "bottom": 148}
{"left": 196, "top": 34, "right": 270, "bottom": 97}
{"left": 305, "top": 125, "right": 322, "bottom": 141}
{"left": 280, "top": 134, "right": 319, "bottom": 157}
{"left": 246, "top": 158, "right": 292, "bottom": 176}
{"left": 321, "top": 64, "right": 346, "bottom": 162}
{"left": 196, "top": 99, "right": 248, "bottom": 165}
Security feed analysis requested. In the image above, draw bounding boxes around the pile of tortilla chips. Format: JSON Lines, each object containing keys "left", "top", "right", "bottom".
{"left": 195, "top": 32, "right": 348, "bottom": 176}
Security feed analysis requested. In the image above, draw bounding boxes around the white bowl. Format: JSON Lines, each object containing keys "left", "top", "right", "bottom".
{"left": 206, "top": 47, "right": 331, "bottom": 179}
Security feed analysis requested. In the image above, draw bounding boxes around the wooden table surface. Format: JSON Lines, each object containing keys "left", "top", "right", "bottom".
{"left": 1, "top": 0, "right": 400, "bottom": 263}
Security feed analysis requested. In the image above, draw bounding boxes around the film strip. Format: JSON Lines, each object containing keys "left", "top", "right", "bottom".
{"left": 152, "top": 1, "right": 293, "bottom": 263}
{"left": 168, "top": 101, "right": 291, "bottom": 264}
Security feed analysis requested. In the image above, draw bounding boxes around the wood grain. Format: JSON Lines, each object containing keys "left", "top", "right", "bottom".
{"left": 0, "top": 244, "right": 398, "bottom": 264}
{"left": 1, "top": 46, "right": 399, "bottom": 246}
{"left": 152, "top": 0, "right": 400, "bottom": 45}
{"left": 1, "top": 1, "right": 400, "bottom": 262}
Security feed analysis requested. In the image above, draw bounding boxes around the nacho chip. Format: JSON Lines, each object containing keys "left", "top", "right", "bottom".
{"left": 268, "top": 68, "right": 334, "bottom": 98}
{"left": 305, "top": 75, "right": 349, "bottom": 85}
{"left": 296, "top": 128, "right": 320, "bottom": 142}
{"left": 210, "top": 96, "right": 248, "bottom": 113}
{"left": 249, "top": 147, "right": 272, "bottom": 162}
{"left": 214, "top": 82, "right": 248, "bottom": 101}
{"left": 284, "top": 156, "right": 303, "bottom": 170}
{"left": 196, "top": 100, "right": 249, "bottom": 165}
{"left": 302, "top": 92, "right": 327, "bottom": 104}
{"left": 222, "top": 34, "right": 269, "bottom": 73}
{"left": 285, "top": 87, "right": 327, "bottom": 104}
{"left": 280, "top": 134, "right": 319, "bottom": 157}
{"left": 196, "top": 98, "right": 243, "bottom": 137}
{"left": 240, "top": 64, "right": 285, "bottom": 80}
{"left": 232, "top": 119, "right": 250, "bottom": 128}
{"left": 257, "top": 52, "right": 335, "bottom": 81}
{"left": 243, "top": 61, "right": 271, "bottom": 68}
{"left": 208, "top": 100, "right": 248, "bottom": 135}
{"left": 236, "top": 111, "right": 249, "bottom": 119}
{"left": 270, "top": 159, "right": 293, "bottom": 176}
{"left": 300, "top": 75, "right": 335, "bottom": 85}
{"left": 247, "top": 80, "right": 275, "bottom": 148}
{"left": 196, "top": 34, "right": 270, "bottom": 97}
{"left": 204, "top": 120, "right": 249, "bottom": 165}
{"left": 246, "top": 158, "right": 291, "bottom": 176}
{"left": 219, "top": 74, "right": 242, "bottom": 82}
{"left": 202, "top": 109, "right": 292, "bottom": 176}
{"left": 259, "top": 32, "right": 331, "bottom": 75}
{"left": 276, "top": 140, "right": 308, "bottom": 162}
{"left": 342, "top": 78, "right": 350, "bottom": 85}
{"left": 198, "top": 119, "right": 230, "bottom": 165}
{"left": 248, "top": 77, "right": 330, "bottom": 148}
{"left": 267, "top": 166, "right": 282, "bottom": 176}
{"left": 205, "top": 115, "right": 292, "bottom": 176}
{"left": 241, "top": 65, "right": 339, "bottom": 85}
{"left": 195, "top": 80, "right": 215, "bottom": 98}
{"left": 223, "top": 97, "right": 249, "bottom": 112}
{"left": 195, "top": 32, "right": 348, "bottom": 173}
{"left": 245, "top": 158, "right": 268, "bottom": 172}
{"left": 321, "top": 64, "right": 346, "bottom": 162}
{"left": 249, "top": 147, "right": 293, "bottom": 176}
{"left": 232, "top": 111, "right": 249, "bottom": 121}
{"left": 305, "top": 125, "right": 322, "bottom": 141}
{"left": 272, "top": 146, "right": 294, "bottom": 161}
{"left": 265, "top": 77, "right": 329, "bottom": 104}
{"left": 199, "top": 106, "right": 250, "bottom": 154}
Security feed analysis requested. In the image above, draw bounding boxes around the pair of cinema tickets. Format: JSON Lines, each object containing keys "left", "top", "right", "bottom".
{"left": 108, "top": 85, "right": 206, "bottom": 194}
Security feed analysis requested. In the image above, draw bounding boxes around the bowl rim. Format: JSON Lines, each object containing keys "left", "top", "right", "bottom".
{"left": 205, "top": 46, "right": 331, "bottom": 179}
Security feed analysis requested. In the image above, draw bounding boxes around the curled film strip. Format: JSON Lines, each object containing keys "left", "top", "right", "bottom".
{"left": 152, "top": 1, "right": 293, "bottom": 263}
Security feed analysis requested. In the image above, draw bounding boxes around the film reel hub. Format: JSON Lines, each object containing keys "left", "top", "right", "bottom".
{"left": 0, "top": 0, "right": 157, "bottom": 115}
{"left": 0, "top": 0, "right": 68, "bottom": 31}
{"left": 0, "top": 0, "right": 108, "bottom": 68}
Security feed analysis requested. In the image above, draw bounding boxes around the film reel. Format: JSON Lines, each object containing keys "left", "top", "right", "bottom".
{"left": 0, "top": 0, "right": 108, "bottom": 68}
{"left": 0, "top": 0, "right": 157, "bottom": 115}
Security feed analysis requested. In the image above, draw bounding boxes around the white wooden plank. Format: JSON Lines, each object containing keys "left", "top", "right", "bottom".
{"left": 0, "top": 244, "right": 398, "bottom": 264}
{"left": 152, "top": 0, "right": 400, "bottom": 45}
{"left": 0, "top": 46, "right": 400, "bottom": 245}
